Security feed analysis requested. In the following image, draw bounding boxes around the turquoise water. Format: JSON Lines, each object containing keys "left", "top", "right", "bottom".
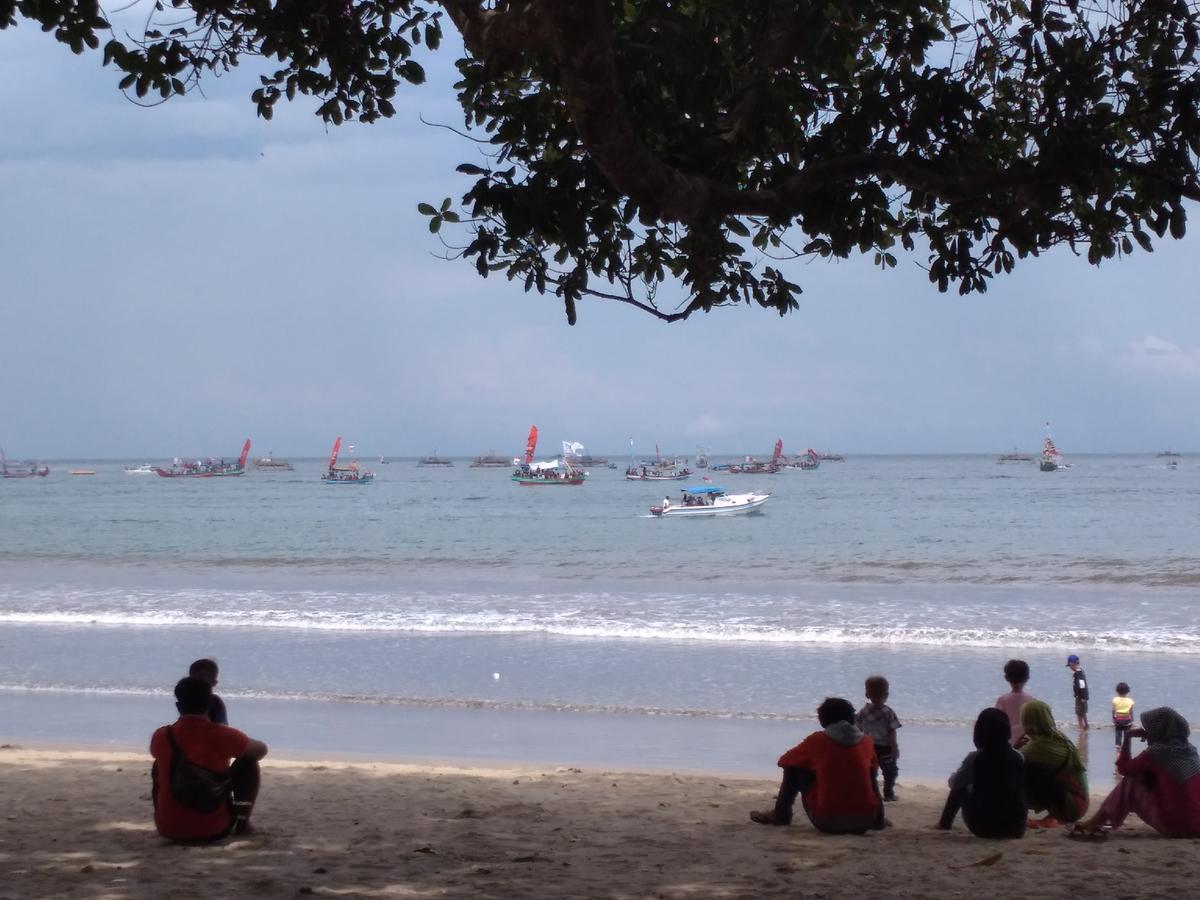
{"left": 0, "top": 454, "right": 1196, "bottom": 774}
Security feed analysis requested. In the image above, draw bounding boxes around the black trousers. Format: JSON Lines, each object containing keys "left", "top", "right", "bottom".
{"left": 939, "top": 787, "right": 1026, "bottom": 838}
{"left": 772, "top": 766, "right": 883, "bottom": 834}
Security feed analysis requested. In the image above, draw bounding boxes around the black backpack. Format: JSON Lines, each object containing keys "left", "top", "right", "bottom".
{"left": 164, "top": 725, "right": 232, "bottom": 814}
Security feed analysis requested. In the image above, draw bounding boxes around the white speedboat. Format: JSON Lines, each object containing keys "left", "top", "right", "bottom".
{"left": 650, "top": 485, "right": 769, "bottom": 517}
{"left": 124, "top": 464, "right": 155, "bottom": 474}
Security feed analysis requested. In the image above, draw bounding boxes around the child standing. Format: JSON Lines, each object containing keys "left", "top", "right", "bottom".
{"left": 856, "top": 675, "right": 901, "bottom": 801}
{"left": 995, "top": 659, "right": 1035, "bottom": 746}
{"left": 1067, "top": 654, "right": 1089, "bottom": 730}
{"left": 1111, "top": 682, "right": 1134, "bottom": 749}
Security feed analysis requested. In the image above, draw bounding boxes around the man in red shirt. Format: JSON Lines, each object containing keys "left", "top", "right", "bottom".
{"left": 750, "top": 697, "right": 885, "bottom": 833}
{"left": 150, "top": 676, "right": 268, "bottom": 841}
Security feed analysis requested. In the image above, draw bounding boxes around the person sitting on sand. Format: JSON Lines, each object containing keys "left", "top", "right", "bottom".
{"left": 188, "top": 657, "right": 228, "bottom": 725}
{"left": 938, "top": 708, "right": 1027, "bottom": 838}
{"left": 150, "top": 676, "right": 268, "bottom": 842}
{"left": 1019, "top": 700, "right": 1088, "bottom": 829}
{"left": 750, "top": 697, "right": 885, "bottom": 833}
{"left": 1070, "top": 707, "right": 1200, "bottom": 839}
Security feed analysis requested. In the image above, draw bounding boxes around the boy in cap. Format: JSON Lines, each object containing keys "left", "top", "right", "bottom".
{"left": 1067, "top": 654, "right": 1089, "bottom": 730}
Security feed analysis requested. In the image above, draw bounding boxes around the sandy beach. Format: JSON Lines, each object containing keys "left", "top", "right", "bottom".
{"left": 2, "top": 745, "right": 1197, "bottom": 899}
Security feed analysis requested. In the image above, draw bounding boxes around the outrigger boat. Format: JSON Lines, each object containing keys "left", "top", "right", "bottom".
{"left": 718, "top": 440, "right": 784, "bottom": 474}
{"left": 815, "top": 450, "right": 845, "bottom": 462}
{"left": 997, "top": 448, "right": 1034, "bottom": 462}
{"left": 470, "top": 452, "right": 511, "bottom": 468}
{"left": 124, "top": 463, "right": 155, "bottom": 474}
{"left": 323, "top": 437, "right": 374, "bottom": 484}
{"left": 254, "top": 452, "right": 294, "bottom": 471}
{"left": 780, "top": 447, "right": 821, "bottom": 470}
{"left": 625, "top": 441, "right": 691, "bottom": 480}
{"left": 417, "top": 454, "right": 454, "bottom": 466}
{"left": 512, "top": 425, "right": 586, "bottom": 485}
{"left": 650, "top": 485, "right": 769, "bottom": 517}
{"left": 0, "top": 447, "right": 49, "bottom": 478}
{"left": 1040, "top": 424, "right": 1070, "bottom": 472}
{"left": 155, "top": 440, "right": 251, "bottom": 478}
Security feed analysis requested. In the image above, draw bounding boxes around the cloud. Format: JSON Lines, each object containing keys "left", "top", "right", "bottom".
{"left": 1119, "top": 336, "right": 1200, "bottom": 379}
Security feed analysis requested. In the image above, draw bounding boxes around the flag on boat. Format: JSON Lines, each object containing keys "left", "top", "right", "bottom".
{"left": 562, "top": 441, "right": 584, "bottom": 458}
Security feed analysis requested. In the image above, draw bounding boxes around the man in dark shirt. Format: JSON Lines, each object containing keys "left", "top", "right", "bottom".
{"left": 189, "top": 658, "right": 229, "bottom": 725}
{"left": 1067, "top": 654, "right": 1089, "bottom": 730}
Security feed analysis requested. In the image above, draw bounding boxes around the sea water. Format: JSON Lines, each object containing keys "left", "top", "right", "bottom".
{"left": 1, "top": 455, "right": 1196, "bottom": 783}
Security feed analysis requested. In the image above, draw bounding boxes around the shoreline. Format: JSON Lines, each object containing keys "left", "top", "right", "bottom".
{"left": 0, "top": 689, "right": 1129, "bottom": 791}
{"left": 0, "top": 744, "right": 1182, "bottom": 900}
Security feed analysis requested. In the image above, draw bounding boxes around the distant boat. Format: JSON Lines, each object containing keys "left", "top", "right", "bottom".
{"left": 650, "top": 485, "right": 770, "bottom": 517}
{"left": 470, "top": 452, "right": 511, "bottom": 468}
{"left": 69, "top": 469, "right": 96, "bottom": 476}
{"left": 124, "top": 464, "right": 155, "bottom": 475}
{"left": 379, "top": 455, "right": 390, "bottom": 465}
{"left": 695, "top": 447, "right": 710, "bottom": 469}
{"left": 578, "top": 455, "right": 609, "bottom": 466}
{"left": 997, "top": 449, "right": 1034, "bottom": 462}
{"left": 512, "top": 425, "right": 586, "bottom": 485}
{"left": 254, "top": 452, "right": 293, "bottom": 471}
{"left": 1040, "top": 424, "right": 1070, "bottom": 472}
{"left": 1157, "top": 450, "right": 1181, "bottom": 458}
{"left": 417, "top": 454, "right": 454, "bottom": 467}
{"left": 323, "top": 437, "right": 374, "bottom": 484}
{"left": 780, "top": 447, "right": 821, "bottom": 470}
{"left": 721, "top": 440, "right": 784, "bottom": 474}
{"left": 156, "top": 440, "right": 251, "bottom": 478}
{"left": 815, "top": 450, "right": 845, "bottom": 462}
{"left": 0, "top": 447, "right": 49, "bottom": 478}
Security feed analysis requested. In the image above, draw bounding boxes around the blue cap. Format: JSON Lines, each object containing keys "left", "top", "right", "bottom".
{"left": 1066, "top": 654, "right": 1080, "bottom": 665}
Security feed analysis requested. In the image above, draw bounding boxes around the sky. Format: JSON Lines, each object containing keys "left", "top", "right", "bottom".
{"left": 1, "top": 17, "right": 1198, "bottom": 459}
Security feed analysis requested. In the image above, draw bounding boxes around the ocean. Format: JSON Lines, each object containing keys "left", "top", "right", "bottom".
{"left": 1, "top": 454, "right": 1196, "bottom": 784}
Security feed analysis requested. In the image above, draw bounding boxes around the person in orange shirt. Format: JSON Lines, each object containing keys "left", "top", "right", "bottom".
{"left": 750, "top": 697, "right": 885, "bottom": 833}
{"left": 150, "top": 676, "right": 268, "bottom": 842}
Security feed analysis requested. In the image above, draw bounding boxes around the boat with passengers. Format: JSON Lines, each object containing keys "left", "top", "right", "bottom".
{"left": 649, "top": 485, "right": 769, "bottom": 517}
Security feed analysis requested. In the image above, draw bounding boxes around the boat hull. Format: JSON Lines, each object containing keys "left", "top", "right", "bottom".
{"left": 323, "top": 475, "right": 375, "bottom": 484}
{"left": 625, "top": 472, "right": 690, "bottom": 481}
{"left": 651, "top": 493, "right": 769, "bottom": 517}
{"left": 512, "top": 476, "right": 586, "bottom": 485}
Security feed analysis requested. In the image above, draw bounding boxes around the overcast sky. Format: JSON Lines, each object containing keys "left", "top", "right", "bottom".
{"left": 2, "top": 20, "right": 1198, "bottom": 459}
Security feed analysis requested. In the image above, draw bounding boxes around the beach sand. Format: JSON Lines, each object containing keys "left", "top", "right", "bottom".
{"left": 2, "top": 745, "right": 1196, "bottom": 899}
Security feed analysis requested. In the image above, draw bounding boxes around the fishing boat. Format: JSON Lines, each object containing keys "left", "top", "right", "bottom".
{"left": 511, "top": 425, "right": 586, "bottom": 485}
{"left": 254, "top": 452, "right": 294, "bottom": 471}
{"left": 650, "top": 485, "right": 770, "bottom": 517}
{"left": 470, "top": 452, "right": 511, "bottom": 468}
{"left": 417, "top": 454, "right": 454, "bottom": 467}
{"left": 156, "top": 440, "right": 251, "bottom": 478}
{"left": 379, "top": 455, "right": 390, "bottom": 465}
{"left": 1040, "top": 425, "right": 1070, "bottom": 472}
{"left": 124, "top": 463, "right": 155, "bottom": 474}
{"left": 721, "top": 440, "right": 784, "bottom": 474}
{"left": 68, "top": 469, "right": 96, "bottom": 476}
{"left": 625, "top": 441, "right": 691, "bottom": 480}
{"left": 323, "top": 437, "right": 374, "bottom": 484}
{"left": 578, "top": 455, "right": 609, "bottom": 466}
{"left": 815, "top": 450, "right": 845, "bottom": 462}
{"left": 695, "top": 447, "right": 710, "bottom": 469}
{"left": 1157, "top": 449, "right": 1181, "bottom": 458}
{"left": 0, "top": 448, "right": 49, "bottom": 478}
{"left": 780, "top": 447, "right": 821, "bottom": 470}
{"left": 997, "top": 449, "right": 1034, "bottom": 462}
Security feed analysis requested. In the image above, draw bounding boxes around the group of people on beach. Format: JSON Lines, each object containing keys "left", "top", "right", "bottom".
{"left": 750, "top": 658, "right": 1200, "bottom": 841}
{"left": 148, "top": 654, "right": 1200, "bottom": 845}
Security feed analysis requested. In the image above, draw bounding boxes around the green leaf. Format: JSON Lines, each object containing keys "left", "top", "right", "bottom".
{"left": 417, "top": 202, "right": 437, "bottom": 216}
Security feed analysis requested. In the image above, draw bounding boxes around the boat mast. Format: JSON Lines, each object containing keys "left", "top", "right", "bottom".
{"left": 328, "top": 437, "right": 342, "bottom": 472}
{"left": 524, "top": 425, "right": 538, "bottom": 464}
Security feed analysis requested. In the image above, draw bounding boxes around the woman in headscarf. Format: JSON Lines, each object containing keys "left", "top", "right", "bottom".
{"left": 1071, "top": 707, "right": 1200, "bottom": 839}
{"left": 938, "top": 708, "right": 1027, "bottom": 838}
{"left": 1019, "top": 700, "right": 1089, "bottom": 827}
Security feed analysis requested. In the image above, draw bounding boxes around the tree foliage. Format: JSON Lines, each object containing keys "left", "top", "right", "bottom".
{"left": 5, "top": 0, "right": 1199, "bottom": 323}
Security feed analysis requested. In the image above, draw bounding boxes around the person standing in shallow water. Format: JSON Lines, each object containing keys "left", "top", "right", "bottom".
{"left": 1067, "top": 654, "right": 1089, "bottom": 730}
{"left": 189, "top": 657, "right": 228, "bottom": 725}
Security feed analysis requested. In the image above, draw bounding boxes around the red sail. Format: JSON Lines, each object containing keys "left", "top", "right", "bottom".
{"left": 773, "top": 439, "right": 783, "bottom": 463}
{"left": 328, "top": 437, "right": 342, "bottom": 471}
{"left": 524, "top": 426, "right": 538, "bottom": 464}
{"left": 238, "top": 439, "right": 252, "bottom": 469}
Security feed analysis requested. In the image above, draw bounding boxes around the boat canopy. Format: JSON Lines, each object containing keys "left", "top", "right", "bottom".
{"left": 684, "top": 485, "right": 725, "bottom": 494}
{"left": 527, "top": 459, "right": 561, "bottom": 471}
